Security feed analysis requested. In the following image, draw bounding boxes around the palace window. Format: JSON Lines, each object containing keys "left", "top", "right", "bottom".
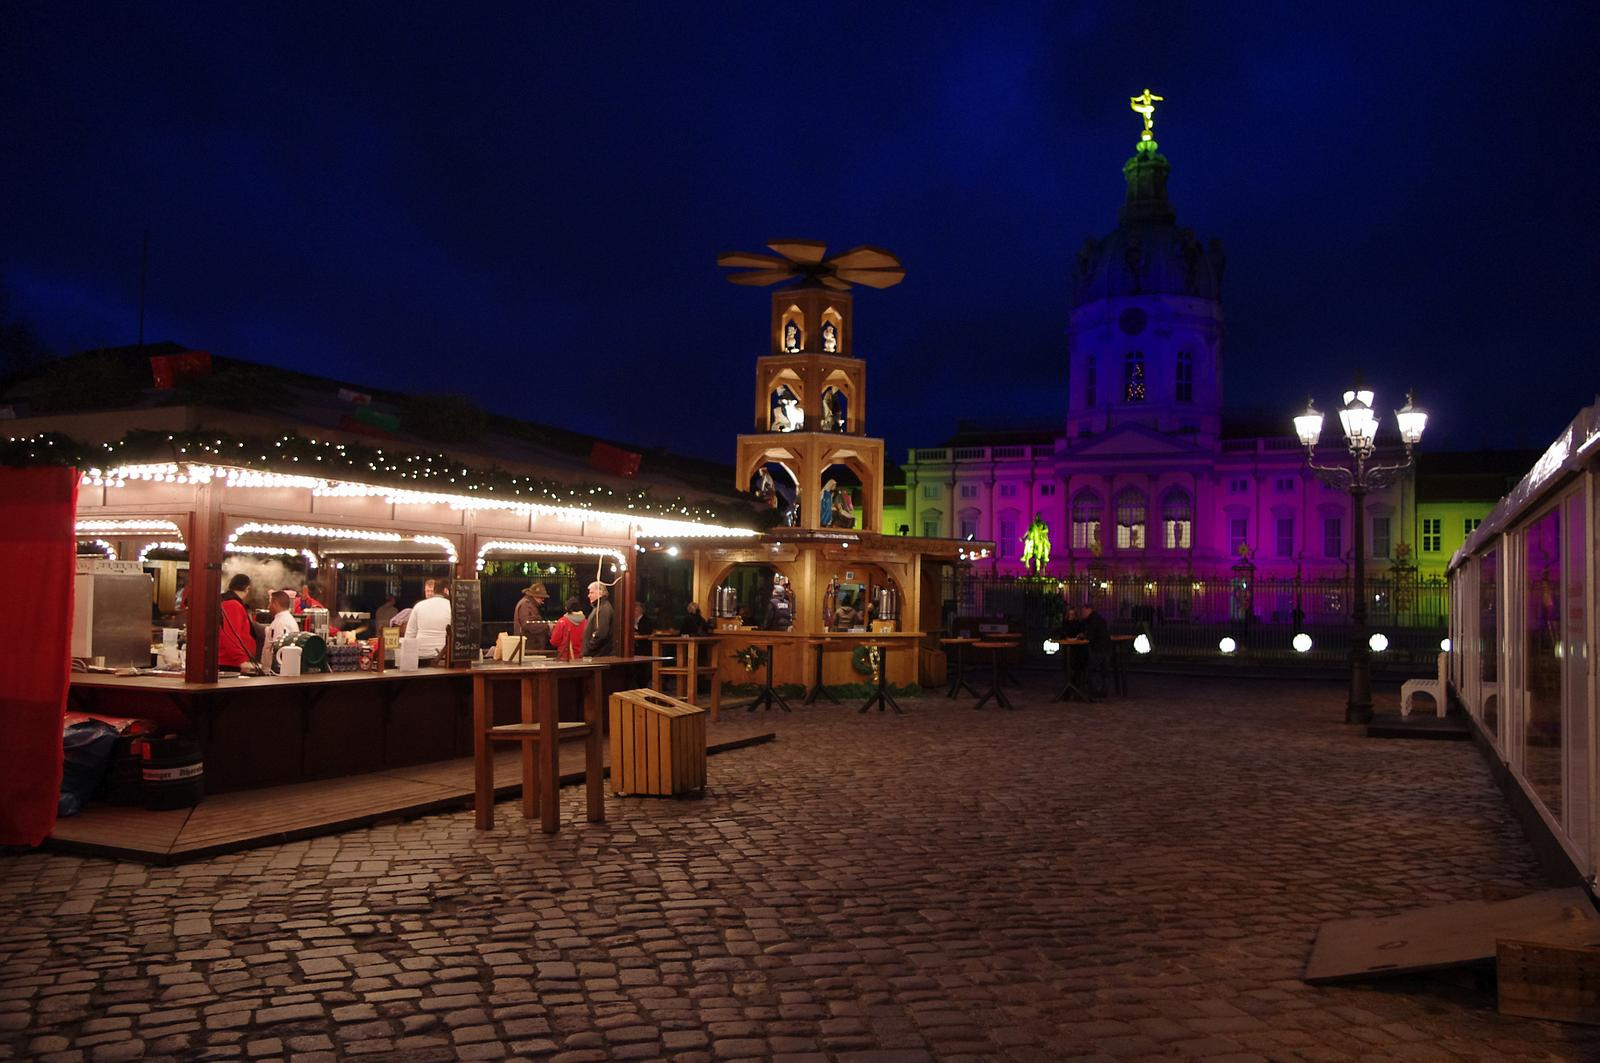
{"left": 1464, "top": 517, "right": 1481, "bottom": 536}
{"left": 1423, "top": 518, "right": 1442, "bottom": 552}
{"left": 1324, "top": 517, "right": 1343, "bottom": 558}
{"left": 921, "top": 484, "right": 939, "bottom": 500}
{"left": 998, "top": 518, "right": 1017, "bottom": 558}
{"left": 959, "top": 484, "right": 979, "bottom": 499}
{"left": 1084, "top": 356, "right": 1096, "bottom": 407}
{"left": 922, "top": 510, "right": 942, "bottom": 538}
{"left": 1372, "top": 516, "right": 1391, "bottom": 559}
{"left": 1071, "top": 490, "right": 1102, "bottom": 550}
{"left": 1115, "top": 488, "right": 1147, "bottom": 550}
{"left": 1229, "top": 477, "right": 1250, "bottom": 494}
{"left": 1176, "top": 351, "right": 1194, "bottom": 402}
{"left": 998, "top": 484, "right": 1018, "bottom": 498}
{"left": 1275, "top": 477, "right": 1296, "bottom": 493}
{"left": 1124, "top": 352, "right": 1145, "bottom": 403}
{"left": 1276, "top": 516, "right": 1295, "bottom": 558}
{"left": 959, "top": 516, "right": 978, "bottom": 539}
{"left": 1229, "top": 517, "right": 1249, "bottom": 556}
{"left": 1039, "top": 483, "right": 1056, "bottom": 497}
{"left": 1161, "top": 488, "right": 1191, "bottom": 550}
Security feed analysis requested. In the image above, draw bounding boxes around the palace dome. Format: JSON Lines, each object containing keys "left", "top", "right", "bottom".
{"left": 1071, "top": 149, "right": 1225, "bottom": 309}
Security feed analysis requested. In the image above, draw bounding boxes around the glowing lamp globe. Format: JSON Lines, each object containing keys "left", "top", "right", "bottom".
{"left": 1293, "top": 401, "right": 1324, "bottom": 448}
{"left": 1043, "top": 639, "right": 1060, "bottom": 655}
{"left": 1218, "top": 636, "right": 1237, "bottom": 654}
{"left": 1368, "top": 632, "right": 1389, "bottom": 652}
{"left": 1292, "top": 633, "right": 1313, "bottom": 653}
{"left": 1133, "top": 633, "right": 1152, "bottom": 654}
{"left": 1440, "top": 637, "right": 1452, "bottom": 653}
{"left": 1338, "top": 389, "right": 1379, "bottom": 451}
{"left": 1395, "top": 392, "right": 1428, "bottom": 446}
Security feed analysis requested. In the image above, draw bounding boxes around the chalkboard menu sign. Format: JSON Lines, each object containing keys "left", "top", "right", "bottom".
{"left": 450, "top": 580, "right": 482, "bottom": 665}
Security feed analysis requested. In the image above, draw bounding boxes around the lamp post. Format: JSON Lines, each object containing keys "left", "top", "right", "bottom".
{"left": 1294, "top": 388, "right": 1427, "bottom": 723}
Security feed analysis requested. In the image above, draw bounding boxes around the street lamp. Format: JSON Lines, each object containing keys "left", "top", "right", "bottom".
{"left": 1293, "top": 388, "right": 1427, "bottom": 723}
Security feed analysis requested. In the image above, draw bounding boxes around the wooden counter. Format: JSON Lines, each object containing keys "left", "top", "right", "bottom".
{"left": 69, "top": 659, "right": 655, "bottom": 794}
{"left": 706, "top": 630, "right": 929, "bottom": 688}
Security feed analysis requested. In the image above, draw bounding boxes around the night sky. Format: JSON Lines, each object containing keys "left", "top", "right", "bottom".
{"left": 3, "top": 3, "right": 1596, "bottom": 465}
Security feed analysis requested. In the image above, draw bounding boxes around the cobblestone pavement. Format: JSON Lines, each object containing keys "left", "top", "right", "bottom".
{"left": 4, "top": 675, "right": 1598, "bottom": 1062}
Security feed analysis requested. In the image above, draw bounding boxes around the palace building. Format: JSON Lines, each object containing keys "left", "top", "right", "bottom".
{"left": 885, "top": 94, "right": 1507, "bottom": 606}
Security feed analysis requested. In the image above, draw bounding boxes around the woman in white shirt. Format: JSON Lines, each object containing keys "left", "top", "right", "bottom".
{"left": 404, "top": 577, "right": 453, "bottom": 661}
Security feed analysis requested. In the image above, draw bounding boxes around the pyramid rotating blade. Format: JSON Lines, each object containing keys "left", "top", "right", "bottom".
{"left": 825, "top": 245, "right": 901, "bottom": 271}
{"left": 835, "top": 267, "right": 906, "bottom": 289}
{"left": 767, "top": 239, "right": 828, "bottom": 264}
{"left": 717, "top": 251, "right": 788, "bottom": 270}
{"left": 820, "top": 275, "right": 852, "bottom": 290}
{"left": 725, "top": 268, "right": 796, "bottom": 286}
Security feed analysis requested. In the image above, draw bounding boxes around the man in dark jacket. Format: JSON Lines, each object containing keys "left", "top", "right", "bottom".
{"left": 1081, "top": 602, "right": 1112, "bottom": 696}
{"left": 583, "top": 581, "right": 615, "bottom": 657}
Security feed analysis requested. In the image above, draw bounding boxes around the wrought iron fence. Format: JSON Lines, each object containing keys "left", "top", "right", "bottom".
{"left": 938, "top": 571, "right": 1449, "bottom": 665}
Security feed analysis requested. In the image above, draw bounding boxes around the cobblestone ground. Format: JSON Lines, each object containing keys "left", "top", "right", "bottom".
{"left": 4, "top": 675, "right": 1598, "bottom": 1062}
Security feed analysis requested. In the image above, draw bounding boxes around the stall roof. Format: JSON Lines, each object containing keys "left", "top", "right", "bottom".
{"left": 1, "top": 342, "right": 753, "bottom": 508}
{"left": 1449, "top": 398, "right": 1600, "bottom": 571}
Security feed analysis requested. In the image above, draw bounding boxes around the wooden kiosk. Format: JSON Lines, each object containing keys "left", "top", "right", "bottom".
{"left": 689, "top": 241, "right": 982, "bottom": 691}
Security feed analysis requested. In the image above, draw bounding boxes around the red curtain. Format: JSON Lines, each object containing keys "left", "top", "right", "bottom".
{"left": 0, "top": 467, "right": 78, "bottom": 846}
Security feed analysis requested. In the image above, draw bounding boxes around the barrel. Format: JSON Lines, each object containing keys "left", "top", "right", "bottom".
{"left": 140, "top": 735, "right": 205, "bottom": 810}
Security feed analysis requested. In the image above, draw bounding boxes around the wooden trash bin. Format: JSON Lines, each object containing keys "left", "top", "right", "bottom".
{"left": 608, "top": 687, "right": 706, "bottom": 797}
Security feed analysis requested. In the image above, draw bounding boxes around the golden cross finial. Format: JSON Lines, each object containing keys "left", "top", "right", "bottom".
{"left": 1130, "top": 88, "right": 1163, "bottom": 143}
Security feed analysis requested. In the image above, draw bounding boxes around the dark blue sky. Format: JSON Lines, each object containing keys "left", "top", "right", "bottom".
{"left": 3, "top": 3, "right": 1596, "bottom": 463}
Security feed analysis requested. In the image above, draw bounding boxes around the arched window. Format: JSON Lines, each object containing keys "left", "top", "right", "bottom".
{"left": 1161, "top": 488, "right": 1192, "bottom": 549}
{"left": 1176, "top": 351, "right": 1194, "bottom": 402}
{"left": 1071, "top": 490, "right": 1102, "bottom": 551}
{"left": 1084, "top": 355, "right": 1096, "bottom": 407}
{"left": 1115, "top": 487, "right": 1146, "bottom": 550}
{"left": 1124, "top": 352, "right": 1145, "bottom": 403}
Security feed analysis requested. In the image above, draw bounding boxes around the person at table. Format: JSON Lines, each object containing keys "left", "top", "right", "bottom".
{"left": 514, "top": 582, "right": 552, "bottom": 650}
{"left": 550, "top": 595, "right": 587, "bottom": 660}
{"left": 833, "top": 593, "right": 859, "bottom": 630}
{"left": 632, "top": 600, "right": 656, "bottom": 637}
{"left": 680, "top": 601, "right": 710, "bottom": 636}
{"left": 583, "top": 581, "right": 614, "bottom": 657}
{"left": 1080, "top": 601, "right": 1112, "bottom": 696}
{"left": 218, "top": 573, "right": 260, "bottom": 671}
{"left": 373, "top": 593, "right": 399, "bottom": 631}
{"left": 265, "top": 589, "right": 300, "bottom": 651}
{"left": 405, "top": 576, "right": 453, "bottom": 662}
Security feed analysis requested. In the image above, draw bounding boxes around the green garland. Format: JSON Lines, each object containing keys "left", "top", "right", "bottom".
{"left": 0, "top": 429, "right": 765, "bottom": 529}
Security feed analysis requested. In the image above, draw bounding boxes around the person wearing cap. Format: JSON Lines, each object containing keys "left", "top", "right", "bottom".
{"left": 514, "top": 582, "right": 552, "bottom": 650}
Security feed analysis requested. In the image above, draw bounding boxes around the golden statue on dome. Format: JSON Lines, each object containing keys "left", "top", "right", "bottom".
{"left": 1130, "top": 88, "right": 1164, "bottom": 150}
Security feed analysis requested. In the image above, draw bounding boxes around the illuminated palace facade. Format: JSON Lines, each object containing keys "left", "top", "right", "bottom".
{"left": 888, "top": 104, "right": 1422, "bottom": 589}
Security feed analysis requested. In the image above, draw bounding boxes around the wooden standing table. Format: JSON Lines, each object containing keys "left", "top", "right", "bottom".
{"left": 471, "top": 660, "right": 605, "bottom": 833}
{"left": 649, "top": 636, "right": 723, "bottom": 720}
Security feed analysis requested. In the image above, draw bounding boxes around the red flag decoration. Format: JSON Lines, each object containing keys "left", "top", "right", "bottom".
{"left": 589, "top": 441, "right": 642, "bottom": 478}
{"left": 0, "top": 467, "right": 79, "bottom": 846}
{"left": 149, "top": 350, "right": 213, "bottom": 389}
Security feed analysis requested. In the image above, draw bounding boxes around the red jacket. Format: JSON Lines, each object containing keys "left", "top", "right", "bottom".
{"left": 549, "top": 613, "right": 586, "bottom": 661}
{"left": 218, "top": 594, "right": 257, "bottom": 667}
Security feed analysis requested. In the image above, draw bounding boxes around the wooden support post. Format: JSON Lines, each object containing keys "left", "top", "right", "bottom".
{"left": 185, "top": 481, "right": 223, "bottom": 684}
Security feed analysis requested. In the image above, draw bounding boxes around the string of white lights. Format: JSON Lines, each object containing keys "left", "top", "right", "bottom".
{"left": 77, "top": 539, "right": 117, "bottom": 560}
{"left": 83, "top": 459, "right": 758, "bottom": 539}
{"left": 475, "top": 540, "right": 629, "bottom": 573}
{"left": 75, "top": 518, "right": 183, "bottom": 534}
{"left": 136, "top": 541, "right": 190, "bottom": 563}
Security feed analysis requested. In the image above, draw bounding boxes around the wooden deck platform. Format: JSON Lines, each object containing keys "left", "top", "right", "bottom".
{"left": 46, "top": 724, "right": 776, "bottom": 865}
